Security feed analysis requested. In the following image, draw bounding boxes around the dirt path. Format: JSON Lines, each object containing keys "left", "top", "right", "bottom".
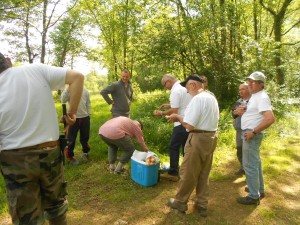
{"left": 0, "top": 173, "right": 299, "bottom": 225}
{"left": 64, "top": 170, "right": 299, "bottom": 225}
{"left": 0, "top": 140, "right": 299, "bottom": 225}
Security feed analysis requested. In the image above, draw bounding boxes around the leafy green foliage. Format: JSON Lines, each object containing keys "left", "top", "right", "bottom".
{"left": 50, "top": 6, "right": 87, "bottom": 67}
{"left": 85, "top": 72, "right": 107, "bottom": 92}
{"left": 131, "top": 90, "right": 171, "bottom": 153}
{"left": 1, "top": 0, "right": 299, "bottom": 103}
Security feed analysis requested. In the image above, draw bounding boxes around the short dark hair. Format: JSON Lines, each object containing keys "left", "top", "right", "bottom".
{"left": 0, "top": 52, "right": 9, "bottom": 73}
{"left": 122, "top": 69, "right": 130, "bottom": 75}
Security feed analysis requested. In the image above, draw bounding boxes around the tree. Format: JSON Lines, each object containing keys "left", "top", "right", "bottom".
{"left": 259, "top": 0, "right": 300, "bottom": 84}
{"left": 1, "top": 0, "right": 77, "bottom": 63}
{"left": 80, "top": 0, "right": 143, "bottom": 81}
{"left": 50, "top": 6, "right": 86, "bottom": 67}
{"left": 1, "top": 0, "right": 299, "bottom": 101}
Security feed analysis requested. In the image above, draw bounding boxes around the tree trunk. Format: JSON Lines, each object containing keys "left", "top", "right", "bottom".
{"left": 253, "top": 0, "right": 261, "bottom": 69}
{"left": 123, "top": 0, "right": 129, "bottom": 69}
{"left": 260, "top": 0, "right": 293, "bottom": 85}
{"left": 25, "top": 8, "right": 34, "bottom": 63}
{"left": 273, "top": 15, "right": 284, "bottom": 85}
{"left": 41, "top": 0, "right": 48, "bottom": 64}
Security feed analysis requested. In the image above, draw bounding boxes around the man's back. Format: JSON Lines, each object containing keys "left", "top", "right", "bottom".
{"left": 184, "top": 91, "right": 219, "bottom": 131}
{"left": 0, "top": 64, "right": 66, "bottom": 150}
{"left": 61, "top": 87, "right": 90, "bottom": 118}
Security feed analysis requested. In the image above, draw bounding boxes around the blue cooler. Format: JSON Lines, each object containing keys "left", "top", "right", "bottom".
{"left": 131, "top": 151, "right": 160, "bottom": 187}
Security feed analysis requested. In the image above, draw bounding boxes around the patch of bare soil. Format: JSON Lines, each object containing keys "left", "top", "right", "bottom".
{"left": 1, "top": 145, "right": 299, "bottom": 225}
{"left": 0, "top": 175, "right": 299, "bottom": 225}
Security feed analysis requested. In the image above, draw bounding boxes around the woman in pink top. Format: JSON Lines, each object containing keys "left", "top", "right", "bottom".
{"left": 99, "top": 116, "right": 149, "bottom": 174}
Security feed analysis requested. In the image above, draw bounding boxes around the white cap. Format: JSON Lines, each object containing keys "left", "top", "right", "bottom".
{"left": 247, "top": 71, "right": 265, "bottom": 83}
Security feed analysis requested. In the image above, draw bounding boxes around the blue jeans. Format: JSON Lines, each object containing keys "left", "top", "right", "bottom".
{"left": 242, "top": 130, "right": 264, "bottom": 199}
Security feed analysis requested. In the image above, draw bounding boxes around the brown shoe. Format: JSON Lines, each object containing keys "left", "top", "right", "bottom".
{"left": 160, "top": 173, "right": 179, "bottom": 182}
{"left": 167, "top": 198, "right": 187, "bottom": 212}
{"left": 194, "top": 204, "right": 208, "bottom": 217}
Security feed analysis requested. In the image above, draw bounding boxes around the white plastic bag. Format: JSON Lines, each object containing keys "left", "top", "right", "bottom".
{"left": 131, "top": 150, "right": 160, "bottom": 165}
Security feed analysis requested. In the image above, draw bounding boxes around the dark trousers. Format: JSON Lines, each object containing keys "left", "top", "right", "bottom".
{"left": 169, "top": 125, "right": 189, "bottom": 176}
{"left": 67, "top": 116, "right": 90, "bottom": 158}
{"left": 236, "top": 129, "right": 243, "bottom": 169}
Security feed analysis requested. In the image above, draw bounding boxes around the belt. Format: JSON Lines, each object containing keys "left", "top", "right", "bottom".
{"left": 14, "top": 140, "right": 60, "bottom": 151}
{"left": 190, "top": 129, "right": 216, "bottom": 133}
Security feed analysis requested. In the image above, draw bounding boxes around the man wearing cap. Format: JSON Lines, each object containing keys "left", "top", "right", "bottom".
{"left": 166, "top": 74, "right": 219, "bottom": 217}
{"left": 237, "top": 71, "right": 275, "bottom": 205}
{"left": 153, "top": 74, "right": 192, "bottom": 181}
{"left": 0, "top": 52, "right": 84, "bottom": 225}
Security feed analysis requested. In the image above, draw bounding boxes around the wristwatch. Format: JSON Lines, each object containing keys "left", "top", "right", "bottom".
{"left": 252, "top": 129, "right": 257, "bottom": 135}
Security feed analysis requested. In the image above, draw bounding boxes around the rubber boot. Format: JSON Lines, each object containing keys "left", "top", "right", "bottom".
{"left": 49, "top": 213, "right": 67, "bottom": 225}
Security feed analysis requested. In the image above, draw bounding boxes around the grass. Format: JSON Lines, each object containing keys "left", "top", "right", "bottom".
{"left": 0, "top": 90, "right": 299, "bottom": 225}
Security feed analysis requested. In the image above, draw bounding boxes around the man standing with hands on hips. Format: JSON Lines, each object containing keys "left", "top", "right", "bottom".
{"left": 166, "top": 74, "right": 219, "bottom": 217}
{"left": 100, "top": 69, "right": 133, "bottom": 118}
{"left": 237, "top": 71, "right": 275, "bottom": 205}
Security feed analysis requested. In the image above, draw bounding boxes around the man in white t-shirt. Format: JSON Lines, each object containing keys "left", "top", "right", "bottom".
{"left": 165, "top": 74, "right": 219, "bottom": 217}
{"left": 153, "top": 74, "right": 192, "bottom": 181}
{"left": 237, "top": 71, "right": 275, "bottom": 205}
{"left": 61, "top": 87, "right": 91, "bottom": 165}
{"left": 0, "top": 52, "right": 84, "bottom": 225}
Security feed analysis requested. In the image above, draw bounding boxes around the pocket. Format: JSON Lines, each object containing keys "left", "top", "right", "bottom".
{"left": 59, "top": 181, "right": 68, "bottom": 198}
{"left": 187, "top": 134, "right": 193, "bottom": 146}
{"left": 197, "top": 134, "right": 218, "bottom": 156}
{"left": 7, "top": 194, "right": 18, "bottom": 221}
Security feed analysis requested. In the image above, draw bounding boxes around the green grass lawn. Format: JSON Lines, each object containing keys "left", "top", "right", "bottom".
{"left": 0, "top": 91, "right": 299, "bottom": 225}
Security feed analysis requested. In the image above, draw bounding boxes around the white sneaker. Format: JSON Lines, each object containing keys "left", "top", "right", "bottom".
{"left": 68, "top": 158, "right": 79, "bottom": 165}
{"left": 82, "top": 153, "right": 89, "bottom": 161}
{"left": 114, "top": 168, "right": 126, "bottom": 175}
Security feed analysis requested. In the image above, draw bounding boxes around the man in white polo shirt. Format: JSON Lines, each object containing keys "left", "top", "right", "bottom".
{"left": 165, "top": 74, "right": 219, "bottom": 217}
{"left": 237, "top": 71, "right": 275, "bottom": 205}
{"left": 153, "top": 74, "right": 192, "bottom": 181}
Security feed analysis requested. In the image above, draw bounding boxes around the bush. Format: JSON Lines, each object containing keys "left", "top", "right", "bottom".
{"left": 131, "top": 90, "right": 171, "bottom": 153}
{"left": 131, "top": 91, "right": 239, "bottom": 155}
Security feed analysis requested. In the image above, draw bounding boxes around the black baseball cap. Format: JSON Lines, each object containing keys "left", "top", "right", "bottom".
{"left": 180, "top": 74, "right": 205, "bottom": 87}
